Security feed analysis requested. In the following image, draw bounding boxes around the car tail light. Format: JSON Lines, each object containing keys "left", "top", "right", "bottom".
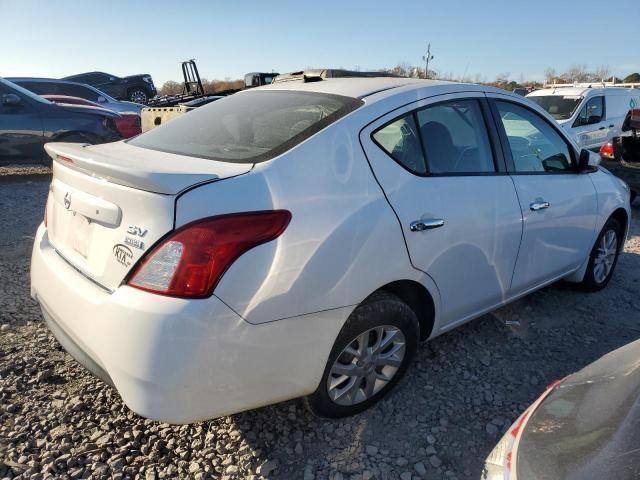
{"left": 44, "top": 197, "right": 49, "bottom": 228}
{"left": 113, "top": 115, "right": 142, "bottom": 138}
{"left": 599, "top": 142, "right": 614, "bottom": 159}
{"left": 127, "top": 210, "right": 291, "bottom": 298}
{"left": 483, "top": 379, "right": 562, "bottom": 479}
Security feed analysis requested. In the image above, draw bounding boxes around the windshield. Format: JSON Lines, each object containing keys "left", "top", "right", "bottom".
{"left": 129, "top": 90, "right": 363, "bottom": 163}
{"left": 528, "top": 95, "right": 583, "bottom": 120}
{"left": 0, "top": 78, "right": 52, "bottom": 105}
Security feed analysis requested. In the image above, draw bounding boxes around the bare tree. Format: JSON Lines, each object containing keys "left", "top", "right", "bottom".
{"left": 564, "top": 64, "right": 589, "bottom": 82}
{"left": 544, "top": 67, "right": 557, "bottom": 84}
{"left": 158, "top": 80, "right": 183, "bottom": 96}
{"left": 592, "top": 65, "right": 610, "bottom": 82}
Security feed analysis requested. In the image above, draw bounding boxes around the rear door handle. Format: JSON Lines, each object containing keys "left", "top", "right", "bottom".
{"left": 608, "top": 124, "right": 614, "bottom": 128}
{"left": 410, "top": 219, "right": 445, "bottom": 232}
{"left": 530, "top": 201, "right": 550, "bottom": 211}
{"left": 598, "top": 127, "right": 606, "bottom": 130}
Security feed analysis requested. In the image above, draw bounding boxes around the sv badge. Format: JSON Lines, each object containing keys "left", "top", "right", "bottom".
{"left": 127, "top": 225, "right": 148, "bottom": 237}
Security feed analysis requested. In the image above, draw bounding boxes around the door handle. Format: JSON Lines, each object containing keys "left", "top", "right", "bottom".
{"left": 410, "top": 219, "right": 445, "bottom": 232}
{"left": 530, "top": 201, "right": 550, "bottom": 211}
{"left": 608, "top": 124, "right": 614, "bottom": 128}
{"left": 598, "top": 127, "right": 605, "bottom": 130}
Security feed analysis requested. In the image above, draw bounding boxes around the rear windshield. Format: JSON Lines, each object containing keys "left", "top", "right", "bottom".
{"left": 129, "top": 90, "right": 363, "bottom": 163}
{"left": 528, "top": 95, "right": 583, "bottom": 120}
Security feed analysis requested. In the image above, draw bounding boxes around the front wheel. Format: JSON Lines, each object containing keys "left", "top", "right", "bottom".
{"left": 580, "top": 217, "right": 622, "bottom": 291}
{"left": 305, "top": 291, "right": 419, "bottom": 418}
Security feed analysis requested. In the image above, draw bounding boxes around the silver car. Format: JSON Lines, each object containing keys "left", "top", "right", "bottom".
{"left": 7, "top": 77, "right": 143, "bottom": 114}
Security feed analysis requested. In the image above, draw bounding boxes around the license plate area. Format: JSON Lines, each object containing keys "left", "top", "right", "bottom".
{"left": 68, "top": 212, "right": 92, "bottom": 258}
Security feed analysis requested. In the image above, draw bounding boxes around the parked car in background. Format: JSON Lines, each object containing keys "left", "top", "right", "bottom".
{"left": 527, "top": 86, "right": 640, "bottom": 150}
{"left": 599, "top": 108, "right": 640, "bottom": 204}
{"left": 42, "top": 96, "right": 141, "bottom": 139}
{"left": 484, "top": 338, "right": 640, "bottom": 480}
{"left": 244, "top": 72, "right": 279, "bottom": 88}
{"left": 8, "top": 78, "right": 144, "bottom": 115}
{"left": 31, "top": 78, "right": 629, "bottom": 423}
{"left": 0, "top": 78, "right": 121, "bottom": 164}
{"left": 62, "top": 71, "right": 157, "bottom": 104}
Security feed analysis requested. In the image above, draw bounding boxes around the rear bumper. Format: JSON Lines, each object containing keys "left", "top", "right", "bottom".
{"left": 40, "top": 302, "right": 114, "bottom": 387}
{"left": 31, "top": 224, "right": 349, "bottom": 423}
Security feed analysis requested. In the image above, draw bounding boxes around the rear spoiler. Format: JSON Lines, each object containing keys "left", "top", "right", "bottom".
{"left": 44, "top": 143, "right": 219, "bottom": 194}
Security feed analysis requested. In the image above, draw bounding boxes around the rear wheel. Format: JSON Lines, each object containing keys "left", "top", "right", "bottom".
{"left": 305, "top": 291, "right": 419, "bottom": 418}
{"left": 128, "top": 88, "right": 148, "bottom": 104}
{"left": 580, "top": 218, "right": 622, "bottom": 291}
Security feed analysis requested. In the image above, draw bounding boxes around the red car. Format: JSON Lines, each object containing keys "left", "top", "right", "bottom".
{"left": 43, "top": 95, "right": 141, "bottom": 138}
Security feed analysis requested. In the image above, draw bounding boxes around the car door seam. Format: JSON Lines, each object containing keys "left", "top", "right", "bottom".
{"left": 506, "top": 175, "right": 526, "bottom": 292}
{"left": 356, "top": 134, "right": 441, "bottom": 296}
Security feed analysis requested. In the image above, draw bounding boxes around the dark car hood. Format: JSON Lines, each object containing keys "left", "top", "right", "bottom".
{"left": 56, "top": 103, "right": 120, "bottom": 118}
{"left": 517, "top": 339, "right": 640, "bottom": 480}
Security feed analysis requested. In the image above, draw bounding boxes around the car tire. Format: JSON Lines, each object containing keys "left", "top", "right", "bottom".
{"left": 305, "top": 291, "right": 419, "bottom": 418}
{"left": 580, "top": 217, "right": 623, "bottom": 292}
{"left": 128, "top": 88, "right": 148, "bottom": 104}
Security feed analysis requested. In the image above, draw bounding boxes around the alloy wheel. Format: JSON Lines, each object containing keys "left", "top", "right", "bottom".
{"left": 593, "top": 229, "right": 618, "bottom": 284}
{"left": 130, "top": 90, "right": 148, "bottom": 104}
{"left": 327, "top": 325, "right": 406, "bottom": 406}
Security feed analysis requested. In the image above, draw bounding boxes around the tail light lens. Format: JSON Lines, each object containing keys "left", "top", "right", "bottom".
{"left": 127, "top": 210, "right": 291, "bottom": 298}
{"left": 114, "top": 115, "right": 142, "bottom": 138}
{"left": 483, "top": 379, "right": 563, "bottom": 479}
{"left": 599, "top": 142, "right": 614, "bottom": 159}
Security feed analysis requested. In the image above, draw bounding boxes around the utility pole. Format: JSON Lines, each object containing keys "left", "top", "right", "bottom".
{"left": 422, "top": 43, "right": 434, "bottom": 79}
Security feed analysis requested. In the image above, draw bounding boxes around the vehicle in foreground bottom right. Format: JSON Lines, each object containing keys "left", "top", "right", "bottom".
{"left": 484, "top": 338, "right": 640, "bottom": 480}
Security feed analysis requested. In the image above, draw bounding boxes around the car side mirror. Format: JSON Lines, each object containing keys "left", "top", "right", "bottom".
{"left": 587, "top": 115, "right": 602, "bottom": 125}
{"left": 578, "top": 149, "right": 600, "bottom": 172}
{"left": 1, "top": 93, "right": 22, "bottom": 107}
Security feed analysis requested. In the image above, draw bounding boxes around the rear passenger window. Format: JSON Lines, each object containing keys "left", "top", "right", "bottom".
{"left": 496, "top": 101, "right": 573, "bottom": 173}
{"left": 372, "top": 113, "right": 426, "bottom": 174}
{"left": 416, "top": 100, "right": 495, "bottom": 174}
{"left": 62, "top": 84, "right": 100, "bottom": 102}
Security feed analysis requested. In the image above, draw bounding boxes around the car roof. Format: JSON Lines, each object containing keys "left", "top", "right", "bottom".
{"left": 528, "top": 86, "right": 637, "bottom": 97}
{"left": 7, "top": 77, "right": 92, "bottom": 86}
{"left": 256, "top": 77, "right": 463, "bottom": 99}
{"left": 63, "top": 72, "right": 109, "bottom": 77}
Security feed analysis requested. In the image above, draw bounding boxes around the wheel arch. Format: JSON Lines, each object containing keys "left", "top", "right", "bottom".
{"left": 375, "top": 279, "right": 436, "bottom": 341}
{"left": 609, "top": 207, "right": 629, "bottom": 241}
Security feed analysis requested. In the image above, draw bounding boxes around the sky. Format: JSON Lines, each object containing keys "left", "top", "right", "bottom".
{"left": 2, "top": 0, "right": 639, "bottom": 86}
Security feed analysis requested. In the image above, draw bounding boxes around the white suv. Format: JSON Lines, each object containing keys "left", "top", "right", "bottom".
{"left": 31, "top": 78, "right": 631, "bottom": 423}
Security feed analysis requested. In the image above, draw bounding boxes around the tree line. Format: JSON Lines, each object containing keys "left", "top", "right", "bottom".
{"left": 157, "top": 66, "right": 640, "bottom": 96}
{"left": 158, "top": 78, "right": 244, "bottom": 96}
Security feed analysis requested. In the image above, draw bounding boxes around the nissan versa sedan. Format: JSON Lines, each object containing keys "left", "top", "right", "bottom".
{"left": 30, "top": 78, "right": 631, "bottom": 423}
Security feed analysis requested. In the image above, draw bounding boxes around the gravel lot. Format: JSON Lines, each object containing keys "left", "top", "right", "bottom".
{"left": 1, "top": 175, "right": 639, "bottom": 480}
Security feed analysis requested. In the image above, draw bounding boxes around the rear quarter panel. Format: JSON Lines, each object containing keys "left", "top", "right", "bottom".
{"left": 590, "top": 168, "right": 632, "bottom": 239}
{"left": 175, "top": 110, "right": 432, "bottom": 325}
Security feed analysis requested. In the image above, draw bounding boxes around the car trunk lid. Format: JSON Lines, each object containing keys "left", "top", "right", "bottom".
{"left": 44, "top": 141, "right": 252, "bottom": 291}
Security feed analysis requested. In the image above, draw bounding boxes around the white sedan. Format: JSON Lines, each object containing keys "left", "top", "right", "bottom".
{"left": 31, "top": 77, "right": 631, "bottom": 423}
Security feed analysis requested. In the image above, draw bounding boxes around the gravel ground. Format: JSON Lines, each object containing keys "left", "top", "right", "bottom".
{"left": 1, "top": 177, "right": 639, "bottom": 480}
